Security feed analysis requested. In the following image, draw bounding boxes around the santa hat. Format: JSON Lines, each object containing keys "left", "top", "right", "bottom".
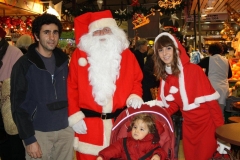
{"left": 0, "top": 27, "right": 6, "bottom": 38}
{"left": 74, "top": 10, "right": 117, "bottom": 45}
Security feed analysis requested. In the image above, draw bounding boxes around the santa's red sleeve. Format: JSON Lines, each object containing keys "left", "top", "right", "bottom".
{"left": 67, "top": 49, "right": 85, "bottom": 126}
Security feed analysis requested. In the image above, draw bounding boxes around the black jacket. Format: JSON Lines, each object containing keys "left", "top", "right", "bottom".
{"left": 133, "top": 50, "right": 147, "bottom": 72}
{"left": 142, "top": 54, "right": 160, "bottom": 101}
{"left": 10, "top": 43, "right": 69, "bottom": 145}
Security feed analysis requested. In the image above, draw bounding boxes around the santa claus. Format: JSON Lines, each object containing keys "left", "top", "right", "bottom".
{"left": 67, "top": 10, "right": 143, "bottom": 160}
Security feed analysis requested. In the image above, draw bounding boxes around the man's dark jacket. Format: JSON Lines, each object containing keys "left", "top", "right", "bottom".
{"left": 10, "top": 43, "right": 69, "bottom": 145}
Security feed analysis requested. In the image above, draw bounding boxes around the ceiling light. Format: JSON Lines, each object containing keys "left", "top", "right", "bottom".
{"left": 97, "top": 0, "right": 103, "bottom": 10}
{"left": 206, "top": 6, "right": 213, "bottom": 10}
{"left": 46, "top": 6, "right": 60, "bottom": 17}
{"left": 41, "top": 1, "right": 61, "bottom": 20}
{"left": 201, "top": 9, "right": 207, "bottom": 17}
{"left": 158, "top": 0, "right": 182, "bottom": 9}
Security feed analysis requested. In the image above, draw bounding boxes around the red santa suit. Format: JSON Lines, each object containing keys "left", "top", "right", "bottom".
{"left": 154, "top": 33, "right": 224, "bottom": 160}
{"left": 67, "top": 10, "right": 143, "bottom": 160}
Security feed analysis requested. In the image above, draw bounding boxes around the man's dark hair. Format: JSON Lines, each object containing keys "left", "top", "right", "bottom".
{"left": 32, "top": 13, "right": 62, "bottom": 42}
{"left": 208, "top": 42, "right": 223, "bottom": 55}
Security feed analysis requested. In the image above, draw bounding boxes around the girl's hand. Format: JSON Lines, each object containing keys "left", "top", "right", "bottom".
{"left": 151, "top": 154, "right": 160, "bottom": 160}
{"left": 96, "top": 156, "right": 103, "bottom": 160}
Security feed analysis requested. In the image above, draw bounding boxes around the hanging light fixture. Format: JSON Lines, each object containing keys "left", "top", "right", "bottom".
{"left": 201, "top": 9, "right": 207, "bottom": 17}
{"left": 46, "top": 6, "right": 60, "bottom": 17}
{"left": 206, "top": 0, "right": 214, "bottom": 10}
{"left": 41, "top": 1, "right": 60, "bottom": 20}
{"left": 158, "top": 0, "right": 182, "bottom": 9}
{"left": 206, "top": 6, "right": 213, "bottom": 10}
{"left": 97, "top": 0, "right": 103, "bottom": 10}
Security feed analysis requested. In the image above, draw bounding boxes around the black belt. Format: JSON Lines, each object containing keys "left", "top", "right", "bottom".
{"left": 81, "top": 107, "right": 126, "bottom": 120}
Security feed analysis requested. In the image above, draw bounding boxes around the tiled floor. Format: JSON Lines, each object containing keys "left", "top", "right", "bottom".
{"left": 0, "top": 141, "right": 184, "bottom": 160}
{"left": 0, "top": 137, "right": 180, "bottom": 160}
{"left": 178, "top": 140, "right": 185, "bottom": 160}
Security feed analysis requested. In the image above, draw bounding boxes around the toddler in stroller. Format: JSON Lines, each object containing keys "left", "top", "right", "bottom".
{"left": 97, "top": 104, "right": 175, "bottom": 160}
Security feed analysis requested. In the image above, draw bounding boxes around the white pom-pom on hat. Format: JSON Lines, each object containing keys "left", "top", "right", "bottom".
{"left": 78, "top": 57, "right": 87, "bottom": 66}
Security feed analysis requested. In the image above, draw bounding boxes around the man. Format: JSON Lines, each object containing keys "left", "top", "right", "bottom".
{"left": 0, "top": 27, "right": 25, "bottom": 160}
{"left": 198, "top": 43, "right": 232, "bottom": 116}
{"left": 133, "top": 38, "right": 148, "bottom": 72}
{"left": 10, "top": 13, "right": 74, "bottom": 160}
{"left": 68, "top": 10, "right": 143, "bottom": 160}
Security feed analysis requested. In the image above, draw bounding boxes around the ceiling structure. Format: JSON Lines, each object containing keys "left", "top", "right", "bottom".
{"left": 190, "top": 0, "right": 240, "bottom": 15}
{"left": 0, "top": 1, "right": 42, "bottom": 16}
{"left": 0, "top": 0, "right": 239, "bottom": 18}
{"left": 60, "top": 0, "right": 240, "bottom": 16}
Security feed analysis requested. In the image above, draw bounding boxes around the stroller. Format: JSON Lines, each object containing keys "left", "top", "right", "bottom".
{"left": 110, "top": 104, "right": 176, "bottom": 160}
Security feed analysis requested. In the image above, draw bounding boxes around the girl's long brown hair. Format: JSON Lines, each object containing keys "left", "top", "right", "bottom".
{"left": 153, "top": 35, "right": 180, "bottom": 80}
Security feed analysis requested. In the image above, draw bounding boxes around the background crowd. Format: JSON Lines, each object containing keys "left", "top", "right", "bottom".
{"left": 0, "top": 10, "right": 234, "bottom": 160}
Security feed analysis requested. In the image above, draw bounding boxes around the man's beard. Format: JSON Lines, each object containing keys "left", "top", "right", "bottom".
{"left": 79, "top": 30, "right": 129, "bottom": 106}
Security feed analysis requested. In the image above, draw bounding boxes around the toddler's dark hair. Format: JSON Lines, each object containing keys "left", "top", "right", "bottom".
{"left": 130, "top": 113, "right": 156, "bottom": 133}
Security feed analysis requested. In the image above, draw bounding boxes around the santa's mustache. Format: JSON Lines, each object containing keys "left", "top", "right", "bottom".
{"left": 81, "top": 34, "right": 121, "bottom": 57}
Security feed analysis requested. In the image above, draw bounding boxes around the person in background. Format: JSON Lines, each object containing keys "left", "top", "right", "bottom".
{"left": 133, "top": 38, "right": 149, "bottom": 72}
{"left": 97, "top": 113, "right": 167, "bottom": 160}
{"left": 189, "top": 49, "right": 202, "bottom": 64}
{"left": 15, "top": 34, "right": 34, "bottom": 54}
{"left": 129, "top": 38, "right": 136, "bottom": 53}
{"left": 0, "top": 27, "right": 25, "bottom": 160}
{"left": 198, "top": 42, "right": 232, "bottom": 115}
{"left": 10, "top": 13, "right": 74, "bottom": 160}
{"left": 221, "top": 43, "right": 229, "bottom": 58}
{"left": 68, "top": 10, "right": 143, "bottom": 160}
{"left": 146, "top": 32, "right": 224, "bottom": 160}
{"left": 142, "top": 48, "right": 160, "bottom": 101}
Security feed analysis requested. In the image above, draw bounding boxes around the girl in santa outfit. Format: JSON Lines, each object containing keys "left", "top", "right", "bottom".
{"left": 150, "top": 32, "right": 224, "bottom": 160}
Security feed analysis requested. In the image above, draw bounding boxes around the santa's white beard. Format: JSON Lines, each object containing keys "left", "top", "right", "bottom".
{"left": 79, "top": 31, "right": 128, "bottom": 106}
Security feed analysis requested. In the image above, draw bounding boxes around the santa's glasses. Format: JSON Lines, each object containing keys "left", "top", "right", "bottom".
{"left": 92, "top": 27, "right": 112, "bottom": 36}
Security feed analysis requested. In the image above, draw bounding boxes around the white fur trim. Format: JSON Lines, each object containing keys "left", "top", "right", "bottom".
{"left": 102, "top": 98, "right": 113, "bottom": 113}
{"left": 169, "top": 86, "right": 178, "bottom": 94}
{"left": 73, "top": 119, "right": 112, "bottom": 155}
{"left": 160, "top": 80, "right": 169, "bottom": 108}
{"left": 68, "top": 111, "right": 85, "bottom": 127}
{"left": 155, "top": 100, "right": 165, "bottom": 107}
{"left": 78, "top": 57, "right": 87, "bottom": 66}
{"left": 144, "top": 100, "right": 157, "bottom": 107}
{"left": 126, "top": 94, "right": 142, "bottom": 107}
{"left": 177, "top": 57, "right": 189, "bottom": 109}
{"left": 154, "top": 32, "right": 178, "bottom": 48}
{"left": 183, "top": 91, "right": 220, "bottom": 111}
{"left": 144, "top": 100, "right": 165, "bottom": 107}
{"left": 165, "top": 94, "right": 174, "bottom": 101}
{"left": 89, "top": 18, "right": 117, "bottom": 32}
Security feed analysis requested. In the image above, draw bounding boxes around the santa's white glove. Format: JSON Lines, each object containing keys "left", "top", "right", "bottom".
{"left": 144, "top": 100, "right": 163, "bottom": 107}
{"left": 127, "top": 97, "right": 143, "bottom": 109}
{"left": 72, "top": 119, "right": 87, "bottom": 134}
{"left": 217, "top": 139, "right": 231, "bottom": 154}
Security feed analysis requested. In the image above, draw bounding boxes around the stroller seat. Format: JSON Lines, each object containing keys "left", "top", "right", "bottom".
{"left": 110, "top": 104, "right": 176, "bottom": 160}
